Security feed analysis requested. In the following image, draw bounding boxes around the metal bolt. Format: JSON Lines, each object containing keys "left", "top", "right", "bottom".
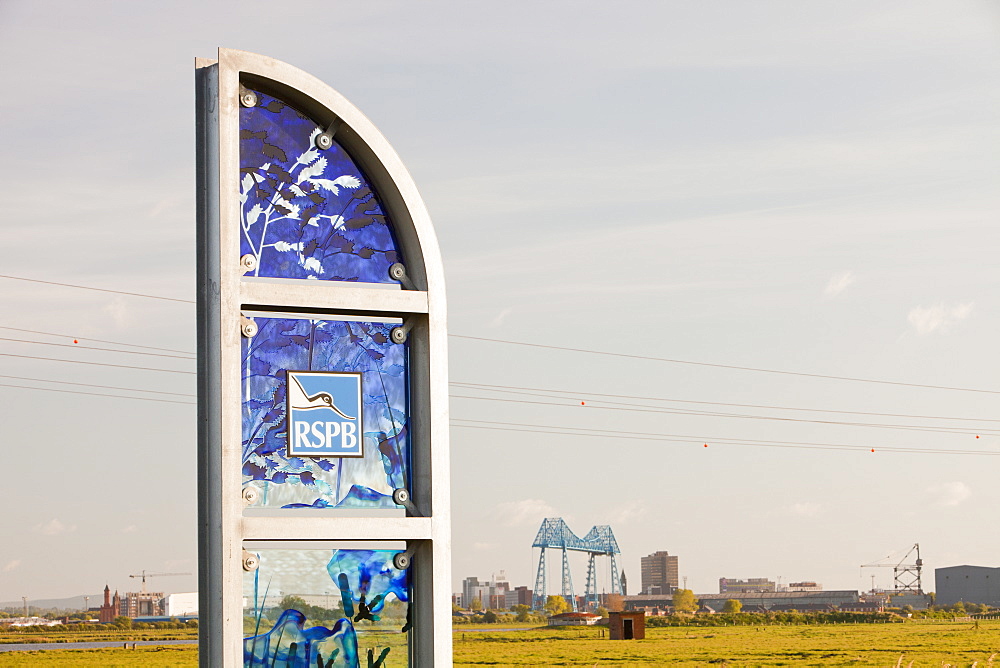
{"left": 240, "top": 90, "right": 257, "bottom": 108}
{"left": 242, "top": 553, "right": 259, "bottom": 572}
{"left": 388, "top": 263, "right": 407, "bottom": 282}
{"left": 240, "top": 254, "right": 258, "bottom": 274}
{"left": 241, "top": 317, "right": 258, "bottom": 338}
{"left": 315, "top": 132, "right": 333, "bottom": 150}
{"left": 393, "top": 552, "right": 411, "bottom": 570}
{"left": 392, "top": 488, "right": 410, "bottom": 505}
{"left": 242, "top": 486, "right": 260, "bottom": 505}
{"left": 390, "top": 327, "right": 407, "bottom": 344}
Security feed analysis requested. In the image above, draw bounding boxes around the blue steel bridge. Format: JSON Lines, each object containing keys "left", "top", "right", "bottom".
{"left": 531, "top": 517, "right": 621, "bottom": 611}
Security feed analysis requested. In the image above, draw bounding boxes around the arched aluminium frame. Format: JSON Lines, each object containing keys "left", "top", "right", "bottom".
{"left": 196, "top": 49, "right": 451, "bottom": 666}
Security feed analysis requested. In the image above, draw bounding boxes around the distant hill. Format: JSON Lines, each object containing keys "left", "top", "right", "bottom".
{"left": 0, "top": 594, "right": 104, "bottom": 612}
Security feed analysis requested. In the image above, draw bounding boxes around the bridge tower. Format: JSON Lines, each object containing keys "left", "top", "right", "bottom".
{"left": 531, "top": 518, "right": 621, "bottom": 612}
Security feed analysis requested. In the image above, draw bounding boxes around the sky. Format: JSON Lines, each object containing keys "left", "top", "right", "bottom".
{"left": 0, "top": 0, "right": 999, "bottom": 605}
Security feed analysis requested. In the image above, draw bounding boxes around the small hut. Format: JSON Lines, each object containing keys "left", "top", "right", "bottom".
{"left": 608, "top": 611, "right": 645, "bottom": 640}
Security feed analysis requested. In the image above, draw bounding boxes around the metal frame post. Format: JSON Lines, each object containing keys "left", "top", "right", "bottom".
{"left": 197, "top": 48, "right": 451, "bottom": 666}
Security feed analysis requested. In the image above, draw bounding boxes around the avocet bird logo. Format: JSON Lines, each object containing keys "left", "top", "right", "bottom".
{"left": 286, "top": 370, "right": 363, "bottom": 457}
{"left": 289, "top": 374, "right": 355, "bottom": 420}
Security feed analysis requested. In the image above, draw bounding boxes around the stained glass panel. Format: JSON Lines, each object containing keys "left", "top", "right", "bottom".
{"left": 244, "top": 546, "right": 410, "bottom": 667}
{"left": 240, "top": 89, "right": 402, "bottom": 283}
{"left": 242, "top": 315, "right": 408, "bottom": 509}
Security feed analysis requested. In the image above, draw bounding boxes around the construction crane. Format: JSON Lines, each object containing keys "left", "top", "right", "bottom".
{"left": 860, "top": 543, "right": 923, "bottom": 594}
{"left": 128, "top": 571, "right": 191, "bottom": 593}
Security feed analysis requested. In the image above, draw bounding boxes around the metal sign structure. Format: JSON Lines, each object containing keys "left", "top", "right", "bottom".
{"left": 196, "top": 48, "right": 451, "bottom": 666}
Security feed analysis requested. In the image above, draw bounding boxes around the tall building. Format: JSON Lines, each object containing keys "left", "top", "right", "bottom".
{"left": 640, "top": 551, "right": 679, "bottom": 595}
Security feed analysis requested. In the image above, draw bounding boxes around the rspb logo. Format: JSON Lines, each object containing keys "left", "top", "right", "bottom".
{"left": 286, "top": 371, "right": 364, "bottom": 457}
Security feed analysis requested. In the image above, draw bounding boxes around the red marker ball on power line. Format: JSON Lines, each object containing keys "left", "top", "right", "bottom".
{"left": 580, "top": 401, "right": 585, "bottom": 406}
{"left": 871, "top": 448, "right": 875, "bottom": 453}
{"left": 73, "top": 339, "right": 78, "bottom": 344}
{"left": 976, "top": 435, "right": 980, "bottom": 439}
{"left": 703, "top": 444, "right": 708, "bottom": 448}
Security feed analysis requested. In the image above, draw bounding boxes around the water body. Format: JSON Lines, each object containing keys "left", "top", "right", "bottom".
{"left": 0, "top": 639, "right": 196, "bottom": 652}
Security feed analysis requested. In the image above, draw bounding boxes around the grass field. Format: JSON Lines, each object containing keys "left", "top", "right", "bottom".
{"left": 4, "top": 620, "right": 1000, "bottom": 666}
{"left": 0, "top": 628, "right": 198, "bottom": 645}
{"left": 452, "top": 620, "right": 1000, "bottom": 667}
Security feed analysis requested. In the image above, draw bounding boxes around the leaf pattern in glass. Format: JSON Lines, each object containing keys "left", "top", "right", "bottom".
{"left": 240, "top": 90, "right": 402, "bottom": 283}
{"left": 242, "top": 317, "right": 408, "bottom": 509}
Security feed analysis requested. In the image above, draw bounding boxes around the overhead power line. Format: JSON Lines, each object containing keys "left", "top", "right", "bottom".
{"left": 1, "top": 272, "right": 995, "bottom": 395}
{"left": 0, "top": 374, "right": 195, "bottom": 397}
{"left": 449, "top": 393, "right": 1000, "bottom": 437}
{"left": 0, "top": 382, "right": 195, "bottom": 406}
{"left": 0, "top": 274, "right": 194, "bottom": 304}
{"left": 0, "top": 326, "right": 194, "bottom": 355}
{"left": 0, "top": 336, "right": 195, "bottom": 360}
{"left": 451, "top": 335, "right": 1000, "bottom": 395}
{"left": 0, "top": 352, "right": 196, "bottom": 375}
{"left": 451, "top": 381, "right": 1000, "bottom": 424}
{"left": 451, "top": 419, "right": 1000, "bottom": 457}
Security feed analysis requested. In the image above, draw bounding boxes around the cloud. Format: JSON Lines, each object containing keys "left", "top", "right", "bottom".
{"left": 824, "top": 271, "right": 855, "bottom": 297}
{"left": 103, "top": 296, "right": 132, "bottom": 329}
{"left": 788, "top": 502, "right": 821, "bottom": 517}
{"left": 122, "top": 525, "right": 138, "bottom": 534}
{"left": 908, "top": 302, "right": 974, "bottom": 335}
{"left": 473, "top": 542, "right": 498, "bottom": 551}
{"left": 928, "top": 481, "right": 971, "bottom": 507}
{"left": 494, "top": 499, "right": 558, "bottom": 527}
{"left": 608, "top": 500, "right": 648, "bottom": 525}
{"left": 33, "top": 519, "right": 75, "bottom": 536}
{"left": 2, "top": 560, "right": 21, "bottom": 573}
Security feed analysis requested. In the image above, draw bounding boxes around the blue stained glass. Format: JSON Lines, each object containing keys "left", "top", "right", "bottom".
{"left": 244, "top": 548, "right": 410, "bottom": 667}
{"left": 242, "top": 316, "right": 408, "bottom": 509}
{"left": 240, "top": 90, "right": 402, "bottom": 283}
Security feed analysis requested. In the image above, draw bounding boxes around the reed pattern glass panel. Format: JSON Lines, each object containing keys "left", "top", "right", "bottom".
{"left": 244, "top": 547, "right": 410, "bottom": 667}
{"left": 242, "top": 316, "right": 408, "bottom": 509}
{"left": 240, "top": 89, "right": 402, "bottom": 283}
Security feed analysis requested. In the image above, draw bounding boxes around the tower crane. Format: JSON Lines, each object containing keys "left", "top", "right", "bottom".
{"left": 128, "top": 571, "right": 191, "bottom": 593}
{"left": 860, "top": 543, "right": 923, "bottom": 594}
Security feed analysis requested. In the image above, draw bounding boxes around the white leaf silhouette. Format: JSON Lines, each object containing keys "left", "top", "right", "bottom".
{"left": 298, "top": 157, "right": 328, "bottom": 182}
{"left": 310, "top": 178, "right": 342, "bottom": 194}
{"left": 273, "top": 241, "right": 302, "bottom": 252}
{"left": 272, "top": 196, "right": 300, "bottom": 220}
{"left": 306, "top": 219, "right": 319, "bottom": 227}
{"left": 302, "top": 257, "right": 324, "bottom": 274}
{"left": 295, "top": 145, "right": 320, "bottom": 166}
{"left": 332, "top": 175, "right": 361, "bottom": 189}
{"left": 329, "top": 215, "right": 345, "bottom": 230}
{"left": 246, "top": 204, "right": 263, "bottom": 226}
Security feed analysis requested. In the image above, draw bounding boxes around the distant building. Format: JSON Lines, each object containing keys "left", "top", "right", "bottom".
{"left": 787, "top": 582, "right": 822, "bottom": 592}
{"left": 936, "top": 565, "right": 1000, "bottom": 607}
{"left": 505, "top": 586, "right": 532, "bottom": 609}
{"left": 720, "top": 578, "right": 775, "bottom": 594}
{"left": 163, "top": 592, "right": 198, "bottom": 617}
{"left": 99, "top": 585, "right": 119, "bottom": 623}
{"left": 549, "top": 612, "right": 601, "bottom": 626}
{"left": 641, "top": 552, "right": 678, "bottom": 595}
{"left": 624, "top": 590, "right": 860, "bottom": 612}
{"left": 119, "top": 591, "right": 165, "bottom": 618}
{"left": 461, "top": 572, "right": 513, "bottom": 610}
{"left": 889, "top": 592, "right": 931, "bottom": 610}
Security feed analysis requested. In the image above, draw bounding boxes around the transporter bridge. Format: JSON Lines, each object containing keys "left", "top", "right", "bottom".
{"left": 531, "top": 517, "right": 621, "bottom": 612}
